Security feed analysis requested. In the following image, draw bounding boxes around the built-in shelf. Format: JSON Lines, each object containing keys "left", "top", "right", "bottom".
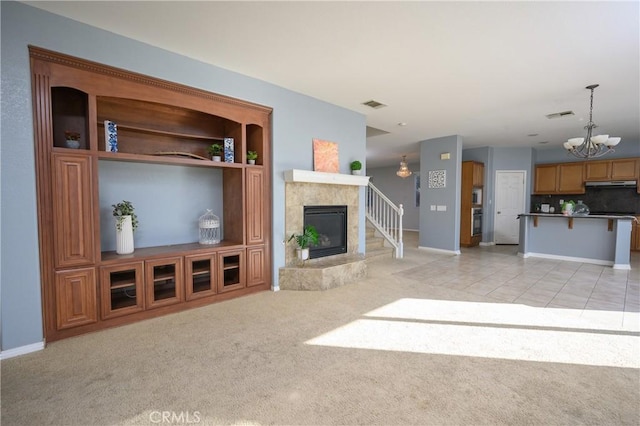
{"left": 284, "top": 169, "right": 370, "bottom": 186}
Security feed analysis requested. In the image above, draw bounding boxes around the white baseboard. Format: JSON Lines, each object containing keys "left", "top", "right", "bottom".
{"left": 418, "top": 246, "right": 461, "bottom": 255}
{"left": 271, "top": 285, "right": 280, "bottom": 292}
{"left": 613, "top": 263, "right": 631, "bottom": 270}
{"left": 0, "top": 341, "right": 45, "bottom": 360}
{"left": 479, "top": 241, "right": 495, "bottom": 246}
{"left": 519, "top": 252, "right": 615, "bottom": 267}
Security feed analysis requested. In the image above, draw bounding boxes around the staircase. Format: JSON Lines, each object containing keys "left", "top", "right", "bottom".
{"left": 364, "top": 223, "right": 395, "bottom": 262}
{"left": 366, "top": 181, "right": 404, "bottom": 258}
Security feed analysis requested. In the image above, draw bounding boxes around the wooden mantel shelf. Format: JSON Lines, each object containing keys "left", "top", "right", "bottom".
{"left": 284, "top": 169, "right": 370, "bottom": 186}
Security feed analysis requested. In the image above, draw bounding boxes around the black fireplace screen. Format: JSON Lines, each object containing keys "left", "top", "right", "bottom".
{"left": 304, "top": 205, "right": 347, "bottom": 259}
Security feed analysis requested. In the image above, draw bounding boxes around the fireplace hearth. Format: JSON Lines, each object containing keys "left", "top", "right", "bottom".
{"left": 304, "top": 205, "right": 347, "bottom": 259}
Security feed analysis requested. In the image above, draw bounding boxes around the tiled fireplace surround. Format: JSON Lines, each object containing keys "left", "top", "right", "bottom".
{"left": 279, "top": 170, "right": 369, "bottom": 290}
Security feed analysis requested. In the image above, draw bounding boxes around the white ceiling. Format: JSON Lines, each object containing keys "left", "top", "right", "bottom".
{"left": 26, "top": 1, "right": 640, "bottom": 168}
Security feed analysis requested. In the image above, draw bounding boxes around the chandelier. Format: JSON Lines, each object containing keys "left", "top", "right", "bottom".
{"left": 396, "top": 155, "right": 412, "bottom": 178}
{"left": 563, "top": 84, "right": 621, "bottom": 159}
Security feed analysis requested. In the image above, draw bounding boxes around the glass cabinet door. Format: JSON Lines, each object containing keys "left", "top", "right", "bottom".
{"left": 100, "top": 262, "right": 144, "bottom": 319}
{"left": 217, "top": 250, "right": 245, "bottom": 293}
{"left": 185, "top": 254, "right": 217, "bottom": 300}
{"left": 145, "top": 257, "right": 184, "bottom": 309}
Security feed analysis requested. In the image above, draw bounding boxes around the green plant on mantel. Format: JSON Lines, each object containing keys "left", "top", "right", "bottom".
{"left": 112, "top": 200, "right": 139, "bottom": 231}
{"left": 288, "top": 225, "right": 319, "bottom": 249}
{"left": 350, "top": 160, "right": 362, "bottom": 171}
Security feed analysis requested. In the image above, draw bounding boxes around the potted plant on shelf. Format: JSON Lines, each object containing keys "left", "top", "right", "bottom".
{"left": 112, "top": 200, "right": 138, "bottom": 255}
{"left": 64, "top": 130, "right": 81, "bottom": 149}
{"left": 208, "top": 143, "right": 223, "bottom": 161}
{"left": 288, "top": 225, "right": 319, "bottom": 261}
{"left": 350, "top": 160, "right": 363, "bottom": 175}
{"left": 247, "top": 150, "right": 258, "bottom": 165}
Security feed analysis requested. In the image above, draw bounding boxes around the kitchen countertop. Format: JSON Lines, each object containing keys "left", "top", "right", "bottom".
{"left": 519, "top": 213, "right": 637, "bottom": 220}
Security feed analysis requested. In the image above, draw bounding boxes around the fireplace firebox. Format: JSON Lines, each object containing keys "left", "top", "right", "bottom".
{"left": 304, "top": 205, "right": 347, "bottom": 259}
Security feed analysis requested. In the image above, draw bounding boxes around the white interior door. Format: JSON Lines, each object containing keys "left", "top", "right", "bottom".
{"left": 494, "top": 171, "right": 526, "bottom": 244}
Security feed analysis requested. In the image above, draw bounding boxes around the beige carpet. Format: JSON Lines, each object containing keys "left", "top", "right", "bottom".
{"left": 2, "top": 238, "right": 639, "bottom": 425}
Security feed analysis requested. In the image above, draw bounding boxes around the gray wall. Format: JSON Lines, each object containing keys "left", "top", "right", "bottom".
{"left": 419, "top": 135, "right": 462, "bottom": 252}
{"left": 0, "top": 2, "right": 366, "bottom": 351}
{"left": 368, "top": 165, "right": 420, "bottom": 230}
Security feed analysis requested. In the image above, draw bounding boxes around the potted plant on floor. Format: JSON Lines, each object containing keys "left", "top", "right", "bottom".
{"left": 247, "top": 150, "right": 258, "bottom": 165}
{"left": 208, "top": 143, "right": 223, "bottom": 161}
{"left": 350, "top": 160, "right": 362, "bottom": 175}
{"left": 288, "top": 225, "right": 319, "bottom": 261}
{"left": 112, "top": 200, "right": 138, "bottom": 254}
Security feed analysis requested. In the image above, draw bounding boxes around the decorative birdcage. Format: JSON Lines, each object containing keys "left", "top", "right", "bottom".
{"left": 199, "top": 209, "right": 220, "bottom": 244}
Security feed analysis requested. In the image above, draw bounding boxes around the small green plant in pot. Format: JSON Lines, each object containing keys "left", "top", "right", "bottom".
{"left": 247, "top": 150, "right": 258, "bottom": 165}
{"left": 288, "top": 225, "right": 319, "bottom": 261}
{"left": 208, "top": 143, "right": 223, "bottom": 161}
{"left": 112, "top": 200, "right": 138, "bottom": 255}
{"left": 350, "top": 160, "right": 363, "bottom": 175}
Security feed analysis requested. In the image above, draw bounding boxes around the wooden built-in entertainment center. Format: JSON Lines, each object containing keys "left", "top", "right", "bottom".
{"left": 29, "top": 46, "right": 272, "bottom": 342}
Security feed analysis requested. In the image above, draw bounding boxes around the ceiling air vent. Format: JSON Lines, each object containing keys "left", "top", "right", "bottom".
{"left": 545, "top": 110, "right": 575, "bottom": 119}
{"left": 362, "top": 100, "right": 387, "bottom": 109}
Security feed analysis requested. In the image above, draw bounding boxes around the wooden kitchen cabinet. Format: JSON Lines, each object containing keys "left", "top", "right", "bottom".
{"left": 557, "top": 163, "right": 585, "bottom": 193}
{"left": 533, "top": 163, "right": 584, "bottom": 194}
{"left": 472, "top": 162, "right": 484, "bottom": 187}
{"left": 460, "top": 161, "right": 484, "bottom": 247}
{"left": 585, "top": 158, "right": 638, "bottom": 181}
{"left": 632, "top": 216, "right": 640, "bottom": 251}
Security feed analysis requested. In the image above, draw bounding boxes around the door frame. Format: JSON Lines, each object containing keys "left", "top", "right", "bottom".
{"left": 493, "top": 170, "right": 527, "bottom": 244}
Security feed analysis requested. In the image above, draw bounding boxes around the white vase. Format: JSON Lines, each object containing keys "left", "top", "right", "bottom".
{"left": 351, "top": 170, "right": 361, "bottom": 175}
{"left": 116, "top": 215, "right": 134, "bottom": 254}
{"left": 248, "top": 159, "right": 256, "bottom": 165}
{"left": 212, "top": 155, "right": 221, "bottom": 162}
{"left": 296, "top": 247, "right": 310, "bottom": 261}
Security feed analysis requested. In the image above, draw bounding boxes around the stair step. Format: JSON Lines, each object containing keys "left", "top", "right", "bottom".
{"left": 365, "top": 246, "right": 395, "bottom": 262}
{"left": 366, "top": 238, "right": 384, "bottom": 250}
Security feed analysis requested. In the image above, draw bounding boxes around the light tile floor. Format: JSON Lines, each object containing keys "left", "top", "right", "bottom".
{"left": 395, "top": 231, "right": 640, "bottom": 331}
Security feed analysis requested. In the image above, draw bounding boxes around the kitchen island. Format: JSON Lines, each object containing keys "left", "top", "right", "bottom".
{"left": 517, "top": 213, "right": 636, "bottom": 269}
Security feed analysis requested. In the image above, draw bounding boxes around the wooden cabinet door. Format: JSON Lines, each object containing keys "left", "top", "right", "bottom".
{"left": 611, "top": 159, "right": 638, "bottom": 180}
{"left": 55, "top": 267, "right": 97, "bottom": 330}
{"left": 218, "top": 250, "right": 245, "bottom": 293}
{"left": 534, "top": 165, "right": 558, "bottom": 194}
{"left": 246, "top": 246, "right": 266, "bottom": 287}
{"left": 100, "top": 262, "right": 144, "bottom": 319}
{"left": 52, "top": 153, "right": 95, "bottom": 268}
{"left": 584, "top": 160, "right": 610, "bottom": 181}
{"left": 632, "top": 217, "right": 640, "bottom": 251}
{"left": 557, "top": 163, "right": 585, "bottom": 194}
{"left": 472, "top": 163, "right": 484, "bottom": 187}
{"left": 185, "top": 253, "right": 217, "bottom": 300}
{"left": 145, "top": 257, "right": 184, "bottom": 309}
{"left": 246, "top": 168, "right": 265, "bottom": 244}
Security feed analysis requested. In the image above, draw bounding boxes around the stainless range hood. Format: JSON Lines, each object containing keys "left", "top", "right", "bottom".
{"left": 585, "top": 180, "right": 637, "bottom": 188}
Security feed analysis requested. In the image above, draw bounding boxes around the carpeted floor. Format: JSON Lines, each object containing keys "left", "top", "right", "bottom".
{"left": 2, "top": 233, "right": 639, "bottom": 425}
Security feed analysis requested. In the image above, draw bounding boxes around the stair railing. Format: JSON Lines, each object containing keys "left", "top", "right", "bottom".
{"left": 366, "top": 182, "right": 404, "bottom": 258}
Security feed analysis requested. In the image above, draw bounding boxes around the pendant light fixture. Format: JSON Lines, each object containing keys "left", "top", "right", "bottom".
{"left": 564, "top": 84, "right": 621, "bottom": 159}
{"left": 396, "top": 155, "right": 412, "bottom": 178}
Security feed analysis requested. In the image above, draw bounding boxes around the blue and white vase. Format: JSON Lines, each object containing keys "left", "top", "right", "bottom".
{"left": 104, "top": 120, "right": 118, "bottom": 152}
